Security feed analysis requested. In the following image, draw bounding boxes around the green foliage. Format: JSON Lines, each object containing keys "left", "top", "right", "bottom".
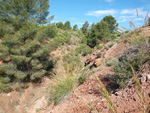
{"left": 76, "top": 44, "right": 93, "bottom": 56}
{"left": 87, "top": 36, "right": 101, "bottom": 48}
{"left": 78, "top": 75, "right": 87, "bottom": 84}
{"left": 73, "top": 24, "right": 78, "bottom": 31}
{"left": 76, "top": 30, "right": 85, "bottom": 38}
{"left": 111, "top": 42, "right": 150, "bottom": 88}
{"left": 64, "top": 21, "right": 71, "bottom": 30}
{"left": 0, "top": 75, "right": 11, "bottom": 84}
{"left": 103, "top": 15, "right": 118, "bottom": 32}
{"left": 111, "top": 35, "right": 117, "bottom": 40}
{"left": 80, "top": 36, "right": 88, "bottom": 44}
{"left": 86, "top": 16, "right": 118, "bottom": 48}
{"left": 113, "top": 31, "right": 121, "bottom": 37}
{"left": 106, "top": 57, "right": 118, "bottom": 66}
{"left": 36, "top": 24, "right": 57, "bottom": 42}
{"left": 81, "top": 21, "right": 89, "bottom": 35}
{"left": 91, "top": 23, "right": 95, "bottom": 29}
{"left": 63, "top": 52, "right": 81, "bottom": 71}
{"left": 49, "top": 76, "right": 76, "bottom": 105}
{"left": 0, "top": 21, "right": 15, "bottom": 38}
{"left": 125, "top": 31, "right": 129, "bottom": 33}
{"left": 49, "top": 51, "right": 89, "bottom": 105}
{"left": 0, "top": 84, "right": 11, "bottom": 93}
{"left": 96, "top": 52, "right": 102, "bottom": 58}
{"left": 0, "top": 24, "right": 57, "bottom": 92}
{"left": 56, "top": 22, "right": 64, "bottom": 29}
{"left": 0, "top": 0, "right": 50, "bottom": 30}
{"left": 91, "top": 21, "right": 111, "bottom": 41}
{"left": 87, "top": 20, "right": 111, "bottom": 47}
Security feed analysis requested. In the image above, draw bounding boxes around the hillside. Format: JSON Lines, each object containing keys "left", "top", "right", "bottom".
{"left": 0, "top": 1, "right": 150, "bottom": 113}
{"left": 0, "top": 26, "right": 150, "bottom": 113}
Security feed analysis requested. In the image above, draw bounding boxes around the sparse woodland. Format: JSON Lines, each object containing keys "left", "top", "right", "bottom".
{"left": 0, "top": 0, "right": 150, "bottom": 113}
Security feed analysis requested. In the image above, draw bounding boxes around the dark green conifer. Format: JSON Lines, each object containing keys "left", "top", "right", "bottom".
{"left": 0, "top": 0, "right": 56, "bottom": 92}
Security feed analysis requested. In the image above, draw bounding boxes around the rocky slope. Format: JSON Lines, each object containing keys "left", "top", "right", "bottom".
{"left": 0, "top": 26, "right": 150, "bottom": 113}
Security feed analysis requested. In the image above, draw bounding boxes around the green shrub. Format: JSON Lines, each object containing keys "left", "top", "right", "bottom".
{"left": 80, "top": 36, "right": 87, "bottom": 44}
{"left": 36, "top": 24, "right": 57, "bottom": 42}
{"left": 111, "top": 35, "right": 117, "bottom": 40}
{"left": 106, "top": 58, "right": 118, "bottom": 66}
{"left": 63, "top": 51, "right": 82, "bottom": 71}
{"left": 111, "top": 42, "right": 150, "bottom": 88}
{"left": 76, "top": 44, "right": 93, "bottom": 56}
{"left": 108, "top": 43, "right": 114, "bottom": 48}
{"left": 49, "top": 76, "right": 76, "bottom": 105}
{"left": 0, "top": 75, "right": 11, "bottom": 84}
{"left": 79, "top": 75, "right": 87, "bottom": 84}
{"left": 47, "top": 31, "right": 70, "bottom": 52}
{"left": 87, "top": 36, "right": 101, "bottom": 48}
{"left": 0, "top": 21, "right": 15, "bottom": 38}
{"left": 49, "top": 52, "right": 89, "bottom": 105}
{"left": 96, "top": 52, "right": 102, "bottom": 58}
{"left": 96, "top": 44, "right": 104, "bottom": 50}
{"left": 0, "top": 84, "right": 11, "bottom": 93}
{"left": 0, "top": 25, "right": 55, "bottom": 92}
{"left": 125, "top": 31, "right": 129, "bottom": 33}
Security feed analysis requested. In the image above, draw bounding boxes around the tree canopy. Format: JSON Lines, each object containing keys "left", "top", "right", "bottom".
{"left": 64, "top": 21, "right": 71, "bottom": 30}
{"left": 73, "top": 24, "right": 78, "bottom": 31}
{"left": 56, "top": 22, "right": 64, "bottom": 29}
{"left": 103, "top": 15, "right": 118, "bottom": 32}
{"left": 81, "top": 21, "right": 89, "bottom": 35}
{"left": 0, "top": 0, "right": 50, "bottom": 29}
{"left": 0, "top": 0, "right": 55, "bottom": 92}
{"left": 86, "top": 15, "right": 118, "bottom": 48}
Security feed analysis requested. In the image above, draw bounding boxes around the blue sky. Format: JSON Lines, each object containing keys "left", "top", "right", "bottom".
{"left": 49, "top": 0, "right": 150, "bottom": 29}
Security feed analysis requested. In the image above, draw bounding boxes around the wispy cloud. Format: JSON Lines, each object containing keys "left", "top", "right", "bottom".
{"left": 118, "top": 16, "right": 143, "bottom": 23}
{"left": 86, "top": 8, "right": 147, "bottom": 24}
{"left": 85, "top": 9, "right": 117, "bottom": 17}
{"left": 117, "top": 8, "right": 147, "bottom": 24}
{"left": 121, "top": 8, "right": 147, "bottom": 17}
{"left": 70, "top": 18, "right": 77, "bottom": 20}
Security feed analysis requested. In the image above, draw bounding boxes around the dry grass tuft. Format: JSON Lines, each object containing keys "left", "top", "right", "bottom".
{"left": 95, "top": 75, "right": 118, "bottom": 113}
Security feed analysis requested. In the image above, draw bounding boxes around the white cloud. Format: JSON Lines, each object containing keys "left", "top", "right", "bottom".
{"left": 121, "top": 8, "right": 147, "bottom": 17}
{"left": 118, "top": 8, "right": 147, "bottom": 24}
{"left": 85, "top": 7, "right": 147, "bottom": 27}
{"left": 118, "top": 15, "right": 143, "bottom": 23}
{"left": 85, "top": 9, "right": 117, "bottom": 17}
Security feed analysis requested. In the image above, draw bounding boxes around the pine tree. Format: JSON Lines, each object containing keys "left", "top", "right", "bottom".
{"left": 56, "top": 22, "right": 64, "bottom": 29}
{"left": 73, "top": 24, "right": 78, "bottom": 31}
{"left": 64, "top": 21, "right": 71, "bottom": 30}
{"left": 81, "top": 21, "right": 89, "bottom": 35}
{"left": 0, "top": 0, "right": 50, "bottom": 30}
{"left": 87, "top": 21, "right": 111, "bottom": 47}
{"left": 103, "top": 15, "right": 118, "bottom": 32}
{"left": 0, "top": 0, "right": 56, "bottom": 92}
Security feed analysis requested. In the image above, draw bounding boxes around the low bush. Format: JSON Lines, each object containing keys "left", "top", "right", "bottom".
{"left": 78, "top": 75, "right": 87, "bottom": 84}
{"left": 36, "top": 24, "right": 57, "bottom": 42}
{"left": 106, "top": 57, "right": 118, "bottom": 67}
{"left": 111, "top": 35, "right": 117, "bottom": 40}
{"left": 49, "top": 75, "right": 76, "bottom": 105}
{"left": 49, "top": 52, "right": 89, "bottom": 105}
{"left": 96, "top": 52, "right": 102, "bottom": 58}
{"left": 76, "top": 44, "right": 93, "bottom": 56}
{"left": 111, "top": 42, "right": 150, "bottom": 88}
